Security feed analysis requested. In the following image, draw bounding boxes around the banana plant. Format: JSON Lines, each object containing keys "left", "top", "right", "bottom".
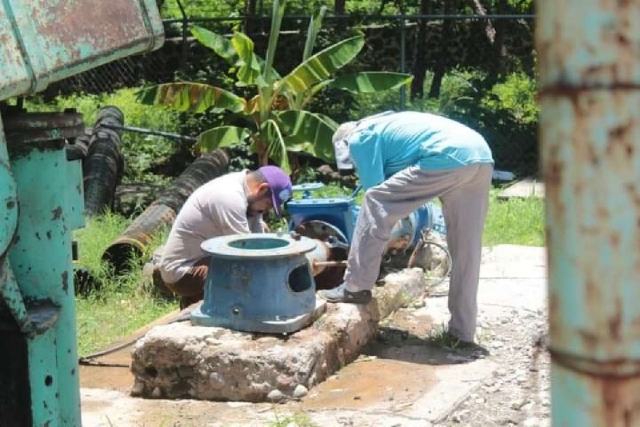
{"left": 137, "top": 0, "right": 412, "bottom": 174}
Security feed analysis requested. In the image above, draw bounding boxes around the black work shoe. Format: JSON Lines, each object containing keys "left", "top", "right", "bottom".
{"left": 318, "top": 283, "right": 372, "bottom": 304}
{"left": 444, "top": 331, "right": 490, "bottom": 356}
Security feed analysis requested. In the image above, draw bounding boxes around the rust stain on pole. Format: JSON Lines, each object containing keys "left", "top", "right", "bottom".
{"left": 537, "top": 0, "right": 640, "bottom": 425}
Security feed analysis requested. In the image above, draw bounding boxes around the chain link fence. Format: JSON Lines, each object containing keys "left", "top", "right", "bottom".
{"left": 45, "top": 14, "right": 538, "bottom": 175}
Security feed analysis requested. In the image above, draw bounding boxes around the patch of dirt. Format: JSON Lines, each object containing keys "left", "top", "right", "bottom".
{"left": 302, "top": 355, "right": 437, "bottom": 411}
{"left": 438, "top": 307, "right": 550, "bottom": 427}
{"left": 80, "top": 365, "right": 133, "bottom": 392}
{"left": 303, "top": 308, "right": 482, "bottom": 414}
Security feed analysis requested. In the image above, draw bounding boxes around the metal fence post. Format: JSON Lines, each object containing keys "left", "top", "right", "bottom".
{"left": 175, "top": 0, "right": 188, "bottom": 73}
{"left": 399, "top": 13, "right": 406, "bottom": 110}
{"left": 537, "top": 1, "right": 640, "bottom": 425}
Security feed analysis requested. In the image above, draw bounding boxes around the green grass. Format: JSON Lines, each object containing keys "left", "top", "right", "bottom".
{"left": 268, "top": 412, "right": 318, "bottom": 427}
{"left": 483, "top": 189, "right": 545, "bottom": 246}
{"left": 425, "top": 323, "right": 464, "bottom": 350}
{"left": 73, "top": 183, "right": 544, "bottom": 356}
{"left": 74, "top": 212, "right": 174, "bottom": 357}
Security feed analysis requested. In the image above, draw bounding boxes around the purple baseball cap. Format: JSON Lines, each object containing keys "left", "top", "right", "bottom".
{"left": 258, "top": 165, "right": 292, "bottom": 216}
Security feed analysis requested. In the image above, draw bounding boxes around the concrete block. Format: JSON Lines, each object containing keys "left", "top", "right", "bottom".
{"left": 130, "top": 268, "right": 427, "bottom": 402}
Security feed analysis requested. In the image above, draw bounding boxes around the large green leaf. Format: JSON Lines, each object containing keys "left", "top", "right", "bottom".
{"left": 264, "top": 0, "right": 287, "bottom": 85}
{"left": 302, "top": 6, "right": 327, "bottom": 61}
{"left": 191, "top": 26, "right": 238, "bottom": 66}
{"left": 277, "top": 110, "right": 338, "bottom": 162}
{"left": 285, "top": 141, "right": 314, "bottom": 153}
{"left": 278, "top": 35, "right": 365, "bottom": 95}
{"left": 198, "top": 126, "right": 251, "bottom": 152}
{"left": 257, "top": 0, "right": 287, "bottom": 123}
{"left": 136, "top": 83, "right": 245, "bottom": 114}
{"left": 329, "top": 72, "right": 414, "bottom": 93}
{"left": 262, "top": 119, "right": 291, "bottom": 173}
{"left": 292, "top": 6, "right": 328, "bottom": 109}
{"left": 231, "top": 32, "right": 266, "bottom": 87}
{"left": 191, "top": 26, "right": 280, "bottom": 83}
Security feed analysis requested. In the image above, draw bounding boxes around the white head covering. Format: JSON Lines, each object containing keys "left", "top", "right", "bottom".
{"left": 332, "top": 121, "right": 357, "bottom": 170}
{"left": 331, "top": 112, "right": 396, "bottom": 171}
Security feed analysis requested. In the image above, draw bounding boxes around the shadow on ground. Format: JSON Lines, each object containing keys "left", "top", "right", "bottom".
{"left": 301, "top": 308, "right": 490, "bottom": 413}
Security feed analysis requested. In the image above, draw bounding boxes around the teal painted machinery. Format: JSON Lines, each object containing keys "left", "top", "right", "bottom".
{"left": 0, "top": 1, "right": 164, "bottom": 425}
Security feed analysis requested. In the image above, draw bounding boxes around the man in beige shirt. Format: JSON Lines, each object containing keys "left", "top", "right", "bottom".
{"left": 160, "top": 166, "right": 292, "bottom": 308}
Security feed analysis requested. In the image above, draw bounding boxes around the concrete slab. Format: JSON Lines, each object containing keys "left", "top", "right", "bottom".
{"left": 129, "top": 268, "right": 428, "bottom": 402}
{"left": 302, "top": 341, "right": 496, "bottom": 424}
{"left": 79, "top": 307, "right": 185, "bottom": 391}
{"left": 480, "top": 245, "right": 547, "bottom": 279}
{"left": 421, "top": 245, "right": 547, "bottom": 327}
{"left": 79, "top": 244, "right": 548, "bottom": 427}
{"left": 81, "top": 388, "right": 431, "bottom": 427}
{"left": 402, "top": 358, "right": 496, "bottom": 422}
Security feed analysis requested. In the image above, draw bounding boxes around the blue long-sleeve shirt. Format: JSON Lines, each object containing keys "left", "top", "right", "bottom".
{"left": 346, "top": 111, "right": 494, "bottom": 189}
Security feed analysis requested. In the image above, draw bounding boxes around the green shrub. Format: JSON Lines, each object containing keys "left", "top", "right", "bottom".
{"left": 101, "top": 89, "right": 181, "bottom": 184}
{"left": 352, "top": 70, "right": 480, "bottom": 118}
{"left": 352, "top": 70, "right": 540, "bottom": 176}
{"left": 26, "top": 89, "right": 182, "bottom": 185}
{"left": 482, "top": 71, "right": 539, "bottom": 124}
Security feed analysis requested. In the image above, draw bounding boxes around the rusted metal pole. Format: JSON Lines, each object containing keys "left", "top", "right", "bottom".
{"left": 537, "top": 1, "right": 640, "bottom": 425}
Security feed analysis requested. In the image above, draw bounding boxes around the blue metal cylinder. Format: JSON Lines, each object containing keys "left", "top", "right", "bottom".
{"left": 287, "top": 197, "right": 358, "bottom": 243}
{"left": 386, "top": 202, "right": 447, "bottom": 254}
{"left": 191, "top": 234, "right": 319, "bottom": 334}
{"left": 288, "top": 189, "right": 446, "bottom": 252}
{"left": 408, "top": 202, "right": 447, "bottom": 242}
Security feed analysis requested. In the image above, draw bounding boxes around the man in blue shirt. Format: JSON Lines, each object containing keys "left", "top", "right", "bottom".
{"left": 319, "top": 111, "right": 494, "bottom": 344}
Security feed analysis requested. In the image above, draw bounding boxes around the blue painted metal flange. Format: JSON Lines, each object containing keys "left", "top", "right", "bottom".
{"left": 292, "top": 182, "right": 325, "bottom": 199}
{"left": 286, "top": 197, "right": 359, "bottom": 244}
{"left": 191, "top": 234, "right": 319, "bottom": 334}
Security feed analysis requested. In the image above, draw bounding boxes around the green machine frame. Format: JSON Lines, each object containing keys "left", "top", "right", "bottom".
{"left": 0, "top": 1, "right": 164, "bottom": 425}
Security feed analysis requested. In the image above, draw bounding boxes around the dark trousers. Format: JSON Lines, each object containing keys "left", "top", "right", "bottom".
{"left": 165, "top": 257, "right": 210, "bottom": 309}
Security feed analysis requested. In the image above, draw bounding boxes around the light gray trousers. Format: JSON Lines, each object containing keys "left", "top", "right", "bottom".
{"left": 344, "top": 163, "right": 493, "bottom": 342}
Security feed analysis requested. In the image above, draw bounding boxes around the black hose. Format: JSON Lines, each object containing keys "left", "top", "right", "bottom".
{"left": 102, "top": 203, "right": 176, "bottom": 272}
{"left": 83, "top": 106, "right": 125, "bottom": 216}
{"left": 407, "top": 231, "right": 452, "bottom": 287}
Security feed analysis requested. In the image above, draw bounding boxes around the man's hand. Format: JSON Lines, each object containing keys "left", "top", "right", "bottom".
{"left": 262, "top": 221, "right": 270, "bottom": 233}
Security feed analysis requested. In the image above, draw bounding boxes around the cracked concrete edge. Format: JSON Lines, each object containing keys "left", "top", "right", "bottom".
{"left": 430, "top": 366, "right": 493, "bottom": 424}
{"left": 394, "top": 357, "right": 498, "bottom": 423}
{"left": 81, "top": 387, "right": 434, "bottom": 427}
{"left": 129, "top": 268, "right": 428, "bottom": 402}
{"left": 303, "top": 408, "right": 434, "bottom": 427}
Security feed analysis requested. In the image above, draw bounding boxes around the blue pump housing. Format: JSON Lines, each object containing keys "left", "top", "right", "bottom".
{"left": 191, "top": 234, "right": 319, "bottom": 334}
{"left": 287, "top": 197, "right": 359, "bottom": 243}
{"left": 286, "top": 183, "right": 447, "bottom": 246}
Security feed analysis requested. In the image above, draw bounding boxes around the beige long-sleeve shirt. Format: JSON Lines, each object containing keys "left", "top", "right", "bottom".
{"left": 159, "top": 170, "right": 263, "bottom": 284}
